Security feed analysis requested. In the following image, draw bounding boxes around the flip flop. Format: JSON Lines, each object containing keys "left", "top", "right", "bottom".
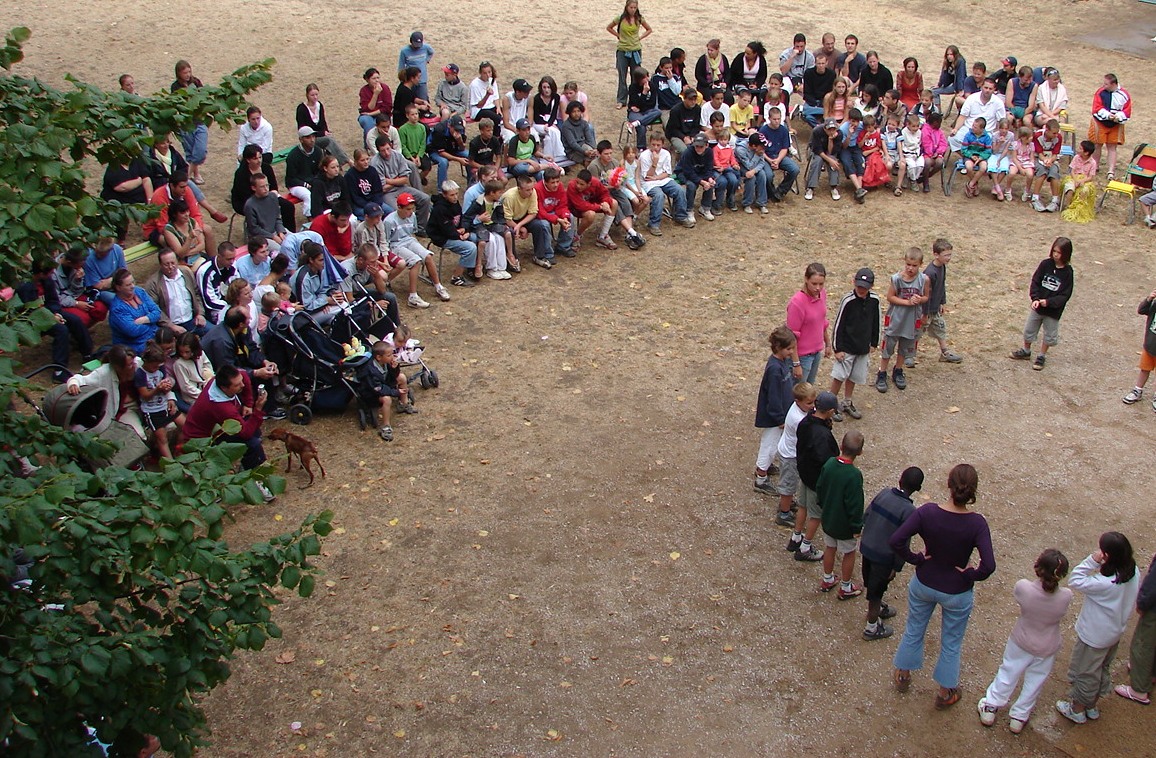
{"left": 1114, "top": 684, "right": 1151, "bottom": 705}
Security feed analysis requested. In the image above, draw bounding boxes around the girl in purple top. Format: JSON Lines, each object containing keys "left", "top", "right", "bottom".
{"left": 786, "top": 262, "right": 832, "bottom": 385}
{"left": 890, "top": 463, "right": 996, "bottom": 708}
{"left": 978, "top": 549, "right": 1072, "bottom": 733}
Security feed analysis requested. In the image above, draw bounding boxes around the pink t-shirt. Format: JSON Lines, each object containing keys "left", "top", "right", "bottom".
{"left": 1069, "top": 153, "right": 1098, "bottom": 178}
{"left": 1009, "top": 578, "right": 1073, "bottom": 658}
{"left": 786, "top": 288, "right": 829, "bottom": 356}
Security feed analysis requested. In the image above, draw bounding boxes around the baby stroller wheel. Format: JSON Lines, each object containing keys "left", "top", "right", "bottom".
{"left": 427, "top": 370, "right": 439, "bottom": 388}
{"left": 357, "top": 406, "right": 371, "bottom": 431}
{"left": 418, "top": 370, "right": 432, "bottom": 389}
{"left": 289, "top": 403, "right": 313, "bottom": 426}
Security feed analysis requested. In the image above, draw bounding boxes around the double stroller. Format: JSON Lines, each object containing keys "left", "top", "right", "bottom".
{"left": 261, "top": 300, "right": 438, "bottom": 427}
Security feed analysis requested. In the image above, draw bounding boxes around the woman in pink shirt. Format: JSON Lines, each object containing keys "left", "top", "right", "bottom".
{"left": 977, "top": 549, "right": 1073, "bottom": 734}
{"left": 786, "top": 262, "right": 832, "bottom": 384}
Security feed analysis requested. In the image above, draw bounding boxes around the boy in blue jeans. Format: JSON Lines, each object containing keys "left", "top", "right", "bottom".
{"left": 876, "top": 248, "right": 929, "bottom": 392}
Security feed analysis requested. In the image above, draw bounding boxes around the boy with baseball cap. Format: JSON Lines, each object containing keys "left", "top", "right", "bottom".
{"left": 384, "top": 192, "right": 449, "bottom": 308}
{"left": 830, "top": 267, "right": 881, "bottom": 422}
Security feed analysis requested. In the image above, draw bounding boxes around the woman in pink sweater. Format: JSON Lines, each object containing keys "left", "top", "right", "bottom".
{"left": 977, "top": 549, "right": 1073, "bottom": 733}
{"left": 785, "top": 262, "right": 832, "bottom": 385}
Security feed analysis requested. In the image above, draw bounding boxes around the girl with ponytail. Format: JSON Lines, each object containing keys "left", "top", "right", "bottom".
{"left": 977, "top": 549, "right": 1073, "bottom": 733}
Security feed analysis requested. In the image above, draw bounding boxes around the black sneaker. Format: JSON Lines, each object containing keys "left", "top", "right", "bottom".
{"left": 767, "top": 464, "right": 780, "bottom": 476}
{"left": 1033, "top": 354, "right": 1046, "bottom": 371}
{"left": 753, "top": 480, "right": 775, "bottom": 496}
{"left": 1010, "top": 347, "right": 1032, "bottom": 360}
{"left": 863, "top": 623, "right": 894, "bottom": 641}
{"left": 450, "top": 275, "right": 474, "bottom": 287}
{"left": 892, "top": 368, "right": 907, "bottom": 390}
{"left": 774, "top": 510, "right": 795, "bottom": 527}
{"left": 875, "top": 370, "right": 889, "bottom": 393}
{"left": 843, "top": 400, "right": 862, "bottom": 419}
{"left": 266, "top": 406, "right": 288, "bottom": 420}
{"left": 832, "top": 407, "right": 844, "bottom": 422}
{"left": 786, "top": 536, "right": 802, "bottom": 552}
{"left": 556, "top": 246, "right": 576, "bottom": 258}
{"left": 625, "top": 234, "right": 641, "bottom": 250}
{"left": 880, "top": 602, "right": 897, "bottom": 619}
{"left": 794, "top": 545, "right": 823, "bottom": 562}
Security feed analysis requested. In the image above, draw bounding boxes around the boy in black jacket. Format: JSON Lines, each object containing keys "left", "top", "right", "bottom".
{"left": 787, "top": 391, "right": 840, "bottom": 561}
{"left": 829, "top": 267, "right": 881, "bottom": 422}
{"left": 428, "top": 181, "right": 479, "bottom": 286}
{"left": 1010, "top": 236, "right": 1074, "bottom": 371}
{"left": 1121, "top": 286, "right": 1156, "bottom": 409}
{"left": 357, "top": 341, "right": 417, "bottom": 442}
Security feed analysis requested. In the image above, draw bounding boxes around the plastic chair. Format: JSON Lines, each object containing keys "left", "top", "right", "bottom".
{"left": 1096, "top": 180, "right": 1138, "bottom": 223}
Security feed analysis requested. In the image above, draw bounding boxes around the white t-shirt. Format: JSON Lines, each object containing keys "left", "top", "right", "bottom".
{"left": 638, "top": 148, "right": 674, "bottom": 192}
{"left": 469, "top": 77, "right": 499, "bottom": 119}
{"left": 700, "top": 101, "right": 731, "bottom": 129}
{"left": 777, "top": 402, "right": 810, "bottom": 459}
{"left": 958, "top": 93, "right": 1006, "bottom": 135}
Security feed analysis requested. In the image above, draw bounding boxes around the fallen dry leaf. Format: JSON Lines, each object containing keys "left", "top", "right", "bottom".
{"left": 669, "top": 552, "right": 681, "bottom": 561}
{"left": 544, "top": 729, "right": 563, "bottom": 741}
{"left": 275, "top": 651, "right": 296, "bottom": 664}
{"left": 946, "top": 406, "right": 960, "bottom": 413}
{"left": 643, "top": 493, "right": 655, "bottom": 503}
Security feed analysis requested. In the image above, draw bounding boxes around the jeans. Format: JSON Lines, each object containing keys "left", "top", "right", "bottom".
{"left": 839, "top": 146, "right": 865, "bottom": 177}
{"left": 797, "top": 351, "right": 821, "bottom": 385}
{"left": 615, "top": 50, "right": 641, "bottom": 106}
{"left": 219, "top": 432, "right": 267, "bottom": 471}
{"left": 430, "top": 150, "right": 469, "bottom": 189}
{"left": 683, "top": 177, "right": 717, "bottom": 211}
{"left": 174, "top": 319, "right": 210, "bottom": 337}
{"left": 645, "top": 182, "right": 687, "bottom": 226}
{"left": 527, "top": 218, "right": 572, "bottom": 260}
{"left": 769, "top": 157, "right": 800, "bottom": 196}
{"left": 179, "top": 123, "right": 208, "bottom": 165}
{"left": 357, "top": 114, "right": 377, "bottom": 134}
{"left": 712, "top": 169, "right": 740, "bottom": 209}
{"left": 893, "top": 574, "right": 975, "bottom": 688}
{"left": 801, "top": 104, "right": 825, "bottom": 127}
{"left": 508, "top": 161, "right": 544, "bottom": 181}
{"left": 930, "top": 86, "right": 956, "bottom": 109}
{"left": 628, "top": 108, "right": 662, "bottom": 149}
{"left": 443, "top": 238, "right": 478, "bottom": 269}
{"left": 806, "top": 155, "right": 840, "bottom": 188}
{"left": 742, "top": 166, "right": 770, "bottom": 207}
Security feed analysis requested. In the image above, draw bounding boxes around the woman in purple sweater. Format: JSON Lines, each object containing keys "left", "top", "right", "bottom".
{"left": 890, "top": 463, "right": 995, "bottom": 708}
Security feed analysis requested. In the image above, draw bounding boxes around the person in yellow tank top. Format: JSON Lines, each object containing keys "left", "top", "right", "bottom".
{"left": 606, "top": 1, "right": 652, "bottom": 109}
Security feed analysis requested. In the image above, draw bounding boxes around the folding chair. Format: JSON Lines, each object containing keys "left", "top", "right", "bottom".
{"left": 942, "top": 157, "right": 967, "bottom": 197}
{"left": 418, "top": 240, "right": 447, "bottom": 285}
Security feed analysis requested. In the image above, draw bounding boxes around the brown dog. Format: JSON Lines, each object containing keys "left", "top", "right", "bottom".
{"left": 267, "top": 428, "right": 326, "bottom": 488}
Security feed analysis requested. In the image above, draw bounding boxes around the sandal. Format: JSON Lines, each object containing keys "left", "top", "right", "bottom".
{"left": 595, "top": 236, "right": 618, "bottom": 250}
{"left": 1107, "top": 171, "right": 1115, "bottom": 182}
{"left": 894, "top": 187, "right": 903, "bottom": 197}
{"left": 508, "top": 260, "right": 521, "bottom": 273}
{"left": 894, "top": 669, "right": 911, "bottom": 693}
{"left": 935, "top": 688, "right": 961, "bottom": 710}
{"left": 1114, "top": 684, "right": 1152, "bottom": 705}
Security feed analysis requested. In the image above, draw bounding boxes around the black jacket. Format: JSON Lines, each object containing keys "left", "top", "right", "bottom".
{"left": 796, "top": 414, "right": 839, "bottom": 490}
{"left": 665, "top": 102, "right": 702, "bottom": 142}
{"left": 202, "top": 322, "right": 265, "bottom": 373}
{"left": 832, "top": 291, "right": 881, "bottom": 354}
{"left": 428, "top": 195, "right": 464, "bottom": 247}
{"left": 356, "top": 358, "right": 401, "bottom": 399}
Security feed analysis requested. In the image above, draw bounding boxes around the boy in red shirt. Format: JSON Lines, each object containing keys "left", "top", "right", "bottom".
{"left": 567, "top": 169, "right": 641, "bottom": 251}
{"left": 531, "top": 167, "right": 574, "bottom": 259}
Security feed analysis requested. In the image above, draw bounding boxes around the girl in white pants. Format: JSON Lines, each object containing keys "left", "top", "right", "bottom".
{"left": 977, "top": 549, "right": 1072, "bottom": 733}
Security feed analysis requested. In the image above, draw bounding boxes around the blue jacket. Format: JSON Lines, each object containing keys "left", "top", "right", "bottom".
{"left": 754, "top": 354, "right": 792, "bottom": 428}
{"left": 109, "top": 287, "right": 162, "bottom": 352}
{"left": 675, "top": 145, "right": 716, "bottom": 185}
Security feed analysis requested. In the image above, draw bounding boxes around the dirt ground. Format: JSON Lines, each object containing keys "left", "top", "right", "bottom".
{"left": 5, "top": 0, "right": 1156, "bottom": 755}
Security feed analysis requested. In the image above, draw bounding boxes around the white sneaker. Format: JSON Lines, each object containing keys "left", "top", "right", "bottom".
{"left": 977, "top": 698, "right": 997, "bottom": 727}
{"left": 789, "top": 145, "right": 800, "bottom": 158}
{"left": 831, "top": 188, "right": 841, "bottom": 201}
{"left": 759, "top": 205, "right": 769, "bottom": 215}
{"left": 256, "top": 482, "right": 275, "bottom": 502}
{"left": 486, "top": 269, "right": 511, "bottom": 280}
{"left": 434, "top": 284, "right": 451, "bottom": 301}
{"left": 408, "top": 293, "right": 430, "bottom": 308}
{"left": 744, "top": 205, "right": 754, "bottom": 213}
{"left": 700, "top": 206, "right": 715, "bottom": 221}
{"left": 1046, "top": 198, "right": 1060, "bottom": 213}
{"left": 1021, "top": 191, "right": 1030, "bottom": 202}
{"left": 804, "top": 188, "right": 814, "bottom": 200}
{"left": 1008, "top": 718, "right": 1026, "bottom": 734}
{"left": 1031, "top": 198, "right": 1047, "bottom": 212}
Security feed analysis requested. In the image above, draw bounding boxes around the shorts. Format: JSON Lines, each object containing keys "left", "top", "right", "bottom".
{"left": 823, "top": 534, "right": 859, "bottom": 555}
{"left": 921, "top": 313, "right": 948, "bottom": 341}
{"left": 1010, "top": 105, "right": 1027, "bottom": 119}
{"left": 142, "top": 409, "right": 175, "bottom": 432}
{"left": 392, "top": 239, "right": 432, "bottom": 268}
{"left": 861, "top": 557, "right": 895, "bottom": 603}
{"left": 799, "top": 483, "right": 821, "bottom": 520}
{"left": 776, "top": 457, "right": 799, "bottom": 496}
{"left": 988, "top": 155, "right": 1010, "bottom": 174}
{"left": 830, "top": 353, "right": 870, "bottom": 385}
{"left": 1035, "top": 160, "right": 1061, "bottom": 181}
{"left": 1140, "top": 348, "right": 1156, "bottom": 372}
{"left": 881, "top": 334, "right": 916, "bottom": 360}
{"left": 1139, "top": 189, "right": 1156, "bottom": 208}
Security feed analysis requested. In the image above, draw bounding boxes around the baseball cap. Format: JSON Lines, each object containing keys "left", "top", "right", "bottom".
{"left": 396, "top": 192, "right": 415, "bottom": 207}
{"left": 854, "top": 267, "right": 875, "bottom": 288}
{"left": 448, "top": 116, "right": 465, "bottom": 131}
{"left": 692, "top": 133, "right": 708, "bottom": 147}
{"left": 364, "top": 202, "right": 384, "bottom": 218}
{"left": 1002, "top": 56, "right": 1017, "bottom": 67}
{"left": 824, "top": 119, "right": 839, "bottom": 129}
{"left": 815, "top": 391, "right": 839, "bottom": 411}
{"left": 515, "top": 117, "right": 531, "bottom": 129}
{"left": 410, "top": 31, "right": 424, "bottom": 45}
{"left": 297, "top": 126, "right": 316, "bottom": 138}
{"left": 749, "top": 132, "right": 768, "bottom": 147}
{"left": 681, "top": 86, "right": 698, "bottom": 98}
{"left": 443, "top": 63, "right": 459, "bottom": 74}
{"left": 513, "top": 78, "right": 532, "bottom": 92}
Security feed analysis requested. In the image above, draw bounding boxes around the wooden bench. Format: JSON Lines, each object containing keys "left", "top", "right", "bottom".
{"left": 269, "top": 146, "right": 294, "bottom": 166}
{"left": 124, "top": 241, "right": 159, "bottom": 264}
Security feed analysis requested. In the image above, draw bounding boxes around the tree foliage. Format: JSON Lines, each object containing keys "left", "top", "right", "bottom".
{"left": 0, "top": 28, "right": 333, "bottom": 756}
